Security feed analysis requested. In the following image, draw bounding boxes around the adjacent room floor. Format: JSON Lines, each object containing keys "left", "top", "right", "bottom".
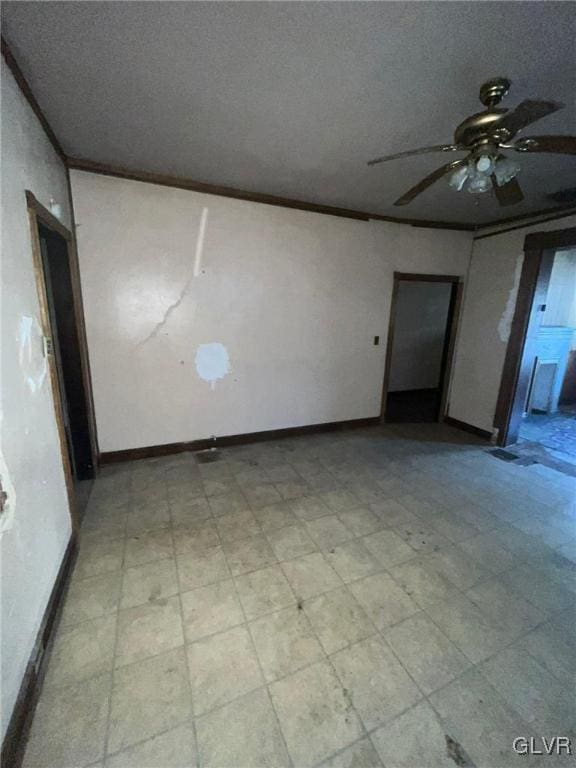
{"left": 518, "top": 404, "right": 576, "bottom": 470}
{"left": 23, "top": 424, "right": 575, "bottom": 768}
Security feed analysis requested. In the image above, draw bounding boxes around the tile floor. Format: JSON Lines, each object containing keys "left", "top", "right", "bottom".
{"left": 23, "top": 424, "right": 576, "bottom": 768}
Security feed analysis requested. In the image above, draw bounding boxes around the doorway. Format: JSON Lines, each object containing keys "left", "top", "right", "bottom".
{"left": 381, "top": 273, "right": 462, "bottom": 423}
{"left": 26, "top": 191, "right": 98, "bottom": 522}
{"left": 495, "top": 227, "right": 576, "bottom": 468}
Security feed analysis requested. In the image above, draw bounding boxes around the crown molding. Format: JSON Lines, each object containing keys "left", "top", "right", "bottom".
{"left": 4, "top": 32, "right": 573, "bottom": 234}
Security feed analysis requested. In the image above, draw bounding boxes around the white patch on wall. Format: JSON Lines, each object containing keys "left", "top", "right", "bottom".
{"left": 498, "top": 254, "right": 523, "bottom": 343}
{"left": 18, "top": 315, "right": 47, "bottom": 393}
{"left": 195, "top": 343, "right": 231, "bottom": 390}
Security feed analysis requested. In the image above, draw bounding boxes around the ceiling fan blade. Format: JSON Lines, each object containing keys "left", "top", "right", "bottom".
{"left": 367, "top": 144, "right": 463, "bottom": 166}
{"left": 394, "top": 159, "right": 467, "bottom": 206}
{"left": 497, "top": 99, "right": 563, "bottom": 136}
{"left": 512, "top": 135, "right": 576, "bottom": 155}
{"left": 491, "top": 174, "right": 524, "bottom": 206}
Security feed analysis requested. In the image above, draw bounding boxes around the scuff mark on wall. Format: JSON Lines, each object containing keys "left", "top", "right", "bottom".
{"left": 18, "top": 315, "right": 47, "bottom": 393}
{"left": 195, "top": 343, "right": 231, "bottom": 390}
{"left": 498, "top": 254, "right": 523, "bottom": 343}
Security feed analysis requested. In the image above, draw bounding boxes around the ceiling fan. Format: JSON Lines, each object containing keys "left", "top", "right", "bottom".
{"left": 367, "top": 78, "right": 576, "bottom": 207}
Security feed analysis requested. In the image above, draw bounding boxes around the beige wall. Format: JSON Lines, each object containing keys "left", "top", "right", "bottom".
{"left": 1, "top": 59, "right": 72, "bottom": 738}
{"left": 70, "top": 170, "right": 472, "bottom": 452}
{"left": 448, "top": 214, "right": 576, "bottom": 434}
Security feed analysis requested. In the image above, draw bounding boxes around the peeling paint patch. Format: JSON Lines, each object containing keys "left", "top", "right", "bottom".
{"left": 498, "top": 254, "right": 523, "bottom": 343}
{"left": 18, "top": 316, "right": 47, "bottom": 393}
{"left": 0, "top": 449, "right": 16, "bottom": 534}
{"left": 195, "top": 343, "right": 230, "bottom": 390}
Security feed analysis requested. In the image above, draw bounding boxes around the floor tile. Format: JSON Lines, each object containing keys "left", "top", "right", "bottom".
{"left": 430, "top": 669, "right": 535, "bottom": 767}
{"left": 124, "top": 529, "right": 174, "bottom": 567}
{"left": 108, "top": 647, "right": 192, "bottom": 753}
{"left": 388, "top": 559, "right": 459, "bottom": 610}
{"left": 466, "top": 577, "right": 543, "bottom": 637}
{"left": 348, "top": 571, "right": 419, "bottom": 630}
{"left": 393, "top": 519, "right": 448, "bottom": 553}
{"left": 325, "top": 540, "right": 383, "bottom": 583}
{"left": 196, "top": 688, "right": 290, "bottom": 768}
{"left": 126, "top": 505, "right": 170, "bottom": 535}
{"left": 304, "top": 586, "right": 375, "bottom": 654}
{"left": 267, "top": 524, "right": 317, "bottom": 561}
{"left": 115, "top": 594, "right": 184, "bottom": 667}
{"left": 275, "top": 479, "right": 310, "bottom": 500}
{"left": 61, "top": 571, "right": 121, "bottom": 628}
{"left": 501, "top": 562, "right": 575, "bottom": 612}
{"left": 235, "top": 564, "right": 295, "bottom": 620}
{"left": 420, "top": 545, "right": 491, "bottom": 590}
{"left": 458, "top": 531, "right": 517, "bottom": 574}
{"left": 177, "top": 547, "right": 230, "bottom": 591}
{"left": 337, "top": 507, "right": 382, "bottom": 536}
{"left": 369, "top": 498, "right": 418, "bottom": 528}
{"left": 181, "top": 579, "right": 244, "bottom": 643}
{"left": 428, "top": 509, "right": 481, "bottom": 544}
{"left": 253, "top": 501, "right": 299, "bottom": 532}
{"left": 173, "top": 522, "right": 220, "bottom": 555}
{"left": 305, "top": 515, "right": 355, "bottom": 550}
{"left": 320, "top": 738, "right": 383, "bottom": 768}
{"left": 170, "top": 496, "right": 212, "bottom": 525}
{"left": 203, "top": 478, "right": 239, "bottom": 497}
{"left": 331, "top": 636, "right": 421, "bottom": 731}
{"left": 186, "top": 625, "right": 263, "bottom": 715}
{"left": 22, "top": 674, "right": 110, "bottom": 768}
{"left": 370, "top": 701, "right": 451, "bottom": 768}
{"left": 244, "top": 483, "right": 283, "bottom": 508}
{"left": 44, "top": 615, "right": 116, "bottom": 689}
{"left": 361, "top": 529, "right": 415, "bottom": 567}
{"left": 424, "top": 592, "right": 512, "bottom": 664}
{"left": 269, "top": 660, "right": 363, "bottom": 768}
{"left": 517, "top": 618, "right": 576, "bottom": 681}
{"left": 290, "top": 494, "right": 332, "bottom": 521}
{"left": 74, "top": 537, "right": 124, "bottom": 580}
{"left": 105, "top": 723, "right": 197, "bottom": 768}
{"left": 250, "top": 604, "right": 323, "bottom": 682}
{"left": 281, "top": 552, "right": 341, "bottom": 600}
{"left": 319, "top": 490, "right": 361, "bottom": 513}
{"left": 479, "top": 646, "right": 575, "bottom": 733}
{"left": 385, "top": 613, "right": 470, "bottom": 695}
{"left": 208, "top": 491, "right": 249, "bottom": 517}
{"left": 120, "top": 558, "right": 179, "bottom": 609}
{"left": 223, "top": 534, "right": 277, "bottom": 575}
{"left": 216, "top": 508, "right": 261, "bottom": 543}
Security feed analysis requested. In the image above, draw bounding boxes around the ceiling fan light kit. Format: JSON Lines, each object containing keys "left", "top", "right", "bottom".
{"left": 368, "top": 77, "right": 576, "bottom": 208}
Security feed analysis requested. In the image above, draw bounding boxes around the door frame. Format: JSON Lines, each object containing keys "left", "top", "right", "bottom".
{"left": 380, "top": 272, "right": 463, "bottom": 422}
{"left": 26, "top": 191, "right": 99, "bottom": 529}
{"left": 494, "top": 226, "right": 576, "bottom": 446}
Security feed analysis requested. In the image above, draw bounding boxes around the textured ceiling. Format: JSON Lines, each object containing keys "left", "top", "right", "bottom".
{"left": 2, "top": 1, "right": 575, "bottom": 225}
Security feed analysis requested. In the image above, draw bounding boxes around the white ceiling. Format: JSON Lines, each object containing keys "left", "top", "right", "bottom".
{"left": 2, "top": 1, "right": 575, "bottom": 225}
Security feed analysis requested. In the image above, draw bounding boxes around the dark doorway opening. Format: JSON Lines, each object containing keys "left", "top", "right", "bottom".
{"left": 381, "top": 273, "right": 462, "bottom": 424}
{"left": 37, "top": 223, "right": 94, "bottom": 483}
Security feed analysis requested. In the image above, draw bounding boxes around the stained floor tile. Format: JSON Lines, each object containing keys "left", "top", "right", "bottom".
{"left": 331, "top": 636, "right": 421, "bottom": 731}
{"left": 269, "top": 660, "right": 363, "bottom": 768}
{"left": 115, "top": 594, "right": 184, "bottom": 667}
{"left": 181, "top": 579, "right": 244, "bottom": 642}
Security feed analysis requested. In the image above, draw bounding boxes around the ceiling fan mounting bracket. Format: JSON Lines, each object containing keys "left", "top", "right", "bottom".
{"left": 479, "top": 77, "right": 511, "bottom": 107}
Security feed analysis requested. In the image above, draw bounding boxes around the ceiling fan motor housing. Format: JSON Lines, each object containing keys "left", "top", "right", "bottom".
{"left": 454, "top": 110, "right": 511, "bottom": 151}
